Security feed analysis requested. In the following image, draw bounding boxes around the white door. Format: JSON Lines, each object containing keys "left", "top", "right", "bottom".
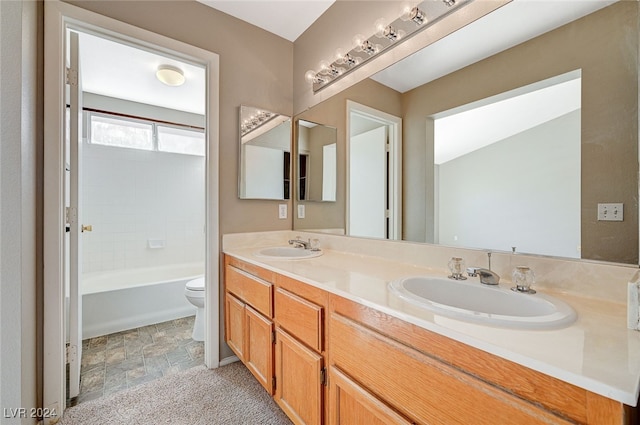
{"left": 349, "top": 126, "right": 387, "bottom": 238}
{"left": 66, "top": 30, "right": 83, "bottom": 399}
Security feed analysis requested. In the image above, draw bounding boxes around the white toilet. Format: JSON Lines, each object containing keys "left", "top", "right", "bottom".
{"left": 184, "top": 276, "right": 205, "bottom": 341}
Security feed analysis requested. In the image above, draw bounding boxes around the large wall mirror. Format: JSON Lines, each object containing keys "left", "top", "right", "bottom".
{"left": 293, "top": 1, "right": 639, "bottom": 265}
{"left": 238, "top": 105, "right": 292, "bottom": 200}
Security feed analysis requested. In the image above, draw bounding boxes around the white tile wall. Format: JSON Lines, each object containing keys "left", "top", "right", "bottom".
{"left": 82, "top": 142, "right": 205, "bottom": 273}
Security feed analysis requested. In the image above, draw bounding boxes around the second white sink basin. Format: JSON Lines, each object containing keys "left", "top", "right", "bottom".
{"left": 254, "top": 246, "right": 323, "bottom": 260}
{"left": 389, "top": 276, "right": 576, "bottom": 330}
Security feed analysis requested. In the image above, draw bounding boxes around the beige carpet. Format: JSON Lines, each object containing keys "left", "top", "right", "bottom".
{"left": 59, "top": 362, "right": 292, "bottom": 424}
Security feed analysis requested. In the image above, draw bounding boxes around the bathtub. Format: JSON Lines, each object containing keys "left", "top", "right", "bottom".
{"left": 81, "top": 262, "right": 204, "bottom": 339}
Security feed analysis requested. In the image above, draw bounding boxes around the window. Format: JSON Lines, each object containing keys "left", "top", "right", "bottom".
{"left": 88, "top": 112, "right": 205, "bottom": 156}
{"left": 90, "top": 114, "right": 153, "bottom": 150}
{"left": 157, "top": 125, "right": 205, "bottom": 156}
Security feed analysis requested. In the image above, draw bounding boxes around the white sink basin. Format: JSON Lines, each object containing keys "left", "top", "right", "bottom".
{"left": 388, "top": 276, "right": 576, "bottom": 330}
{"left": 254, "top": 246, "right": 323, "bottom": 260}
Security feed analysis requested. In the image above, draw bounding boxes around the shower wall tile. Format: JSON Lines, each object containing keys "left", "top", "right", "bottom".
{"left": 82, "top": 142, "right": 205, "bottom": 273}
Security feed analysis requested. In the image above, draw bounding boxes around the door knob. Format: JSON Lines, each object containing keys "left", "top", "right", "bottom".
{"left": 81, "top": 224, "right": 93, "bottom": 232}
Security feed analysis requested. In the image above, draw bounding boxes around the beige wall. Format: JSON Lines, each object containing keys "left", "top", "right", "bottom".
{"left": 402, "top": 1, "right": 638, "bottom": 264}
{"left": 294, "top": 79, "right": 402, "bottom": 231}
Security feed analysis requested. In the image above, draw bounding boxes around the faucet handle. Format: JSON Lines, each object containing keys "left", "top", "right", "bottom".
{"left": 466, "top": 267, "right": 480, "bottom": 277}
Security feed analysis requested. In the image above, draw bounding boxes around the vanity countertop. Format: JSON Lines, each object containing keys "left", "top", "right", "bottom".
{"left": 223, "top": 244, "right": 640, "bottom": 407}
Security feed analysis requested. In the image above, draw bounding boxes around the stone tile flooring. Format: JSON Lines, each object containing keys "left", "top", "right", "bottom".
{"left": 76, "top": 316, "right": 204, "bottom": 405}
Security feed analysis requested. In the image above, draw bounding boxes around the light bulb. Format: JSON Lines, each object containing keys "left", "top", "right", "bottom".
{"left": 305, "top": 70, "right": 317, "bottom": 84}
{"left": 352, "top": 33, "right": 367, "bottom": 51}
{"left": 374, "top": 18, "right": 387, "bottom": 38}
{"left": 318, "top": 60, "right": 331, "bottom": 73}
{"left": 400, "top": 2, "right": 417, "bottom": 21}
{"left": 334, "top": 48, "right": 346, "bottom": 64}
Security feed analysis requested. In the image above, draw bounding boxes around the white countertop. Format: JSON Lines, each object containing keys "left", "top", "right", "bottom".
{"left": 224, "top": 244, "right": 640, "bottom": 407}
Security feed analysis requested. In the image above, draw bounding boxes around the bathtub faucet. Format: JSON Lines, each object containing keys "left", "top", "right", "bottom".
{"left": 288, "top": 237, "right": 310, "bottom": 249}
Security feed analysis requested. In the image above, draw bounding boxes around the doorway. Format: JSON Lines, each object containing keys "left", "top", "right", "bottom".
{"left": 44, "top": 2, "right": 220, "bottom": 421}
{"left": 346, "top": 101, "right": 402, "bottom": 240}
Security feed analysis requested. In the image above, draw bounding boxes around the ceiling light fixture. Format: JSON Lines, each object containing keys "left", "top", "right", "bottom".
{"left": 304, "top": 0, "right": 469, "bottom": 92}
{"left": 156, "top": 64, "right": 185, "bottom": 87}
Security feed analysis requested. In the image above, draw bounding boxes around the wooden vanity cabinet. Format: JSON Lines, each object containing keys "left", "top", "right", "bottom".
{"left": 224, "top": 254, "right": 636, "bottom": 425}
{"left": 274, "top": 274, "right": 329, "bottom": 425}
{"left": 328, "top": 294, "right": 636, "bottom": 425}
{"left": 224, "top": 255, "right": 275, "bottom": 394}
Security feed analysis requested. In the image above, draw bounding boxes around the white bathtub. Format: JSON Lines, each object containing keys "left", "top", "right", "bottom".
{"left": 81, "top": 262, "right": 204, "bottom": 339}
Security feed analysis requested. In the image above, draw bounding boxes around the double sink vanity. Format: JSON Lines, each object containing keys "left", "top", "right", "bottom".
{"left": 223, "top": 231, "right": 640, "bottom": 425}
{"left": 225, "top": 2, "right": 640, "bottom": 423}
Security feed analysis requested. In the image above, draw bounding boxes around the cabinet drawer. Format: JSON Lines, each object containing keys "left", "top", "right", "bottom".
{"left": 226, "top": 265, "right": 273, "bottom": 317}
{"left": 226, "top": 255, "right": 276, "bottom": 282}
{"left": 275, "top": 287, "right": 323, "bottom": 352}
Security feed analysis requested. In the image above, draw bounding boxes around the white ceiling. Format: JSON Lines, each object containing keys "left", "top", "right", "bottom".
{"left": 434, "top": 75, "right": 581, "bottom": 164}
{"left": 196, "top": 0, "right": 335, "bottom": 42}
{"left": 78, "top": 32, "right": 206, "bottom": 115}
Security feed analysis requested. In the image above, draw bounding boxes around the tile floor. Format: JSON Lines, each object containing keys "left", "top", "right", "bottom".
{"left": 75, "top": 316, "right": 204, "bottom": 405}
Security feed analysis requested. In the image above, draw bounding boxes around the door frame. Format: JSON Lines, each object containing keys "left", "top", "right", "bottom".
{"left": 43, "top": 2, "right": 220, "bottom": 420}
{"left": 346, "top": 100, "right": 402, "bottom": 240}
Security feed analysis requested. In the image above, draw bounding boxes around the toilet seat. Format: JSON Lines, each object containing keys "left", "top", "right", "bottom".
{"left": 186, "top": 276, "right": 204, "bottom": 291}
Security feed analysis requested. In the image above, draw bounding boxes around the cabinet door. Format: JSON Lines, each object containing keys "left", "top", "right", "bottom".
{"left": 329, "top": 367, "right": 412, "bottom": 425}
{"left": 275, "top": 328, "right": 323, "bottom": 425}
{"left": 225, "top": 293, "right": 245, "bottom": 360}
{"left": 245, "top": 305, "right": 274, "bottom": 395}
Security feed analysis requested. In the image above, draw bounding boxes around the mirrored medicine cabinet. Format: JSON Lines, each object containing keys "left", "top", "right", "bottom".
{"left": 238, "top": 105, "right": 292, "bottom": 200}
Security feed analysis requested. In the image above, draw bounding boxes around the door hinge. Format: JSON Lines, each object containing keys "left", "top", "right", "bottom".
{"left": 320, "top": 367, "right": 328, "bottom": 386}
{"left": 66, "top": 67, "right": 78, "bottom": 87}
{"left": 385, "top": 209, "right": 391, "bottom": 218}
{"left": 66, "top": 343, "right": 77, "bottom": 365}
{"left": 66, "top": 206, "right": 77, "bottom": 225}
{"left": 386, "top": 143, "right": 390, "bottom": 152}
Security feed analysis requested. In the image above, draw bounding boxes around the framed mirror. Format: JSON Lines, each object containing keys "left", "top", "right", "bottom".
{"left": 238, "top": 105, "right": 292, "bottom": 200}
{"left": 297, "top": 119, "right": 337, "bottom": 202}
{"left": 293, "top": 1, "right": 639, "bottom": 265}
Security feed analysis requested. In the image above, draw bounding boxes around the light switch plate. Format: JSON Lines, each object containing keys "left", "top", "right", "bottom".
{"left": 597, "top": 203, "right": 623, "bottom": 221}
{"left": 278, "top": 204, "right": 287, "bottom": 219}
{"left": 298, "top": 204, "right": 305, "bottom": 219}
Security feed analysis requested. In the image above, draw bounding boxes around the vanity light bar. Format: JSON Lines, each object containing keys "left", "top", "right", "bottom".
{"left": 241, "top": 110, "right": 277, "bottom": 136}
{"left": 305, "top": 0, "right": 468, "bottom": 92}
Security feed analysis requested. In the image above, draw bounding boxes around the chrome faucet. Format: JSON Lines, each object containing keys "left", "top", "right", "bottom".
{"left": 467, "top": 267, "right": 500, "bottom": 285}
{"left": 288, "top": 237, "right": 310, "bottom": 249}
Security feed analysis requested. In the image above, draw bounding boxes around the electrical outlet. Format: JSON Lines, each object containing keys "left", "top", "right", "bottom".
{"left": 597, "top": 203, "right": 623, "bottom": 221}
{"left": 298, "top": 204, "right": 305, "bottom": 219}
{"left": 278, "top": 204, "right": 287, "bottom": 219}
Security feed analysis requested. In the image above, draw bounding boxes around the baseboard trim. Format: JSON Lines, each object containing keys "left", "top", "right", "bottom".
{"left": 219, "top": 355, "right": 239, "bottom": 367}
